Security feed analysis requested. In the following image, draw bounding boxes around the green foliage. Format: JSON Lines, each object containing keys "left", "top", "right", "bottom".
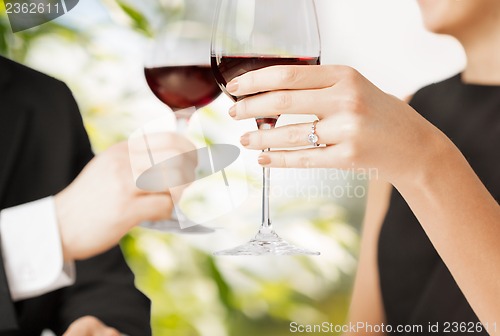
{"left": 0, "top": 9, "right": 85, "bottom": 61}
{"left": 0, "top": 17, "right": 8, "bottom": 56}
{"left": 114, "top": 0, "right": 153, "bottom": 37}
{"left": 120, "top": 197, "right": 358, "bottom": 336}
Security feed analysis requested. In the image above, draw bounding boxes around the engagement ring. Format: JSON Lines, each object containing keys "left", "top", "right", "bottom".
{"left": 308, "top": 120, "right": 320, "bottom": 147}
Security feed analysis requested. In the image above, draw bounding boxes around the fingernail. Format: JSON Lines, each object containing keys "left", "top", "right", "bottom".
{"left": 240, "top": 133, "right": 250, "bottom": 146}
{"left": 258, "top": 155, "right": 271, "bottom": 165}
{"left": 229, "top": 105, "right": 237, "bottom": 117}
{"left": 227, "top": 79, "right": 238, "bottom": 93}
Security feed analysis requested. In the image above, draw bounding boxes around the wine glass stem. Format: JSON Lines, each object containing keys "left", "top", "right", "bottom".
{"left": 175, "top": 110, "right": 233, "bottom": 216}
{"left": 171, "top": 114, "right": 190, "bottom": 224}
{"left": 261, "top": 148, "right": 273, "bottom": 232}
{"left": 176, "top": 116, "right": 189, "bottom": 133}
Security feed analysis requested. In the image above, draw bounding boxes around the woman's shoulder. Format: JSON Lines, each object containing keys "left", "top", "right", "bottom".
{"left": 409, "top": 73, "right": 462, "bottom": 105}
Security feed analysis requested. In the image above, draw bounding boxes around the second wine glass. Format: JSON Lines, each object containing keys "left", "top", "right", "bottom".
{"left": 141, "top": 19, "right": 221, "bottom": 234}
{"left": 211, "top": 0, "right": 321, "bottom": 255}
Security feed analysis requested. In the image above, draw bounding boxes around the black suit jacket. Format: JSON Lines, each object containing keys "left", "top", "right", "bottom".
{"left": 0, "top": 56, "right": 151, "bottom": 335}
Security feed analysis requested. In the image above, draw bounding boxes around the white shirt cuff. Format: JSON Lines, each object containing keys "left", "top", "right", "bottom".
{"left": 0, "top": 197, "right": 75, "bottom": 301}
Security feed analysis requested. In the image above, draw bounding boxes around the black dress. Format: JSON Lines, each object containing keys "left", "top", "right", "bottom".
{"left": 378, "top": 74, "right": 500, "bottom": 335}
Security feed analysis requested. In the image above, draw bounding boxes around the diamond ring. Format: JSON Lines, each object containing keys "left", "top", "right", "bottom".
{"left": 307, "top": 120, "right": 320, "bottom": 147}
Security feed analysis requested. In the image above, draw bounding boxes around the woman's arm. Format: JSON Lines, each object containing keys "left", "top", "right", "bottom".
{"left": 396, "top": 136, "right": 500, "bottom": 333}
{"left": 349, "top": 95, "right": 413, "bottom": 335}
{"left": 227, "top": 65, "right": 500, "bottom": 331}
{"left": 347, "top": 179, "right": 392, "bottom": 336}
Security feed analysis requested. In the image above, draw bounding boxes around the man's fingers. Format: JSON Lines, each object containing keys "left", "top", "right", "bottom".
{"left": 134, "top": 194, "right": 174, "bottom": 223}
{"left": 132, "top": 155, "right": 198, "bottom": 193}
{"left": 97, "top": 328, "right": 121, "bottom": 336}
{"left": 227, "top": 64, "right": 348, "bottom": 97}
{"left": 128, "top": 134, "right": 198, "bottom": 172}
{"left": 138, "top": 132, "right": 197, "bottom": 155}
{"left": 63, "top": 316, "right": 120, "bottom": 336}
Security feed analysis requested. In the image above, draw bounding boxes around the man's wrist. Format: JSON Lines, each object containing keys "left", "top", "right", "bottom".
{"left": 0, "top": 197, "right": 75, "bottom": 300}
{"left": 51, "top": 194, "right": 70, "bottom": 263}
{"left": 54, "top": 191, "right": 73, "bottom": 262}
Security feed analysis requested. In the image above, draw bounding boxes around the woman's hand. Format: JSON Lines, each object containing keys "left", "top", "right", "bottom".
{"left": 230, "top": 65, "right": 500, "bottom": 328}
{"left": 228, "top": 65, "right": 451, "bottom": 185}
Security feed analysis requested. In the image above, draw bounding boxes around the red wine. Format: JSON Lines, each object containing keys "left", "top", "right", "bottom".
{"left": 211, "top": 55, "right": 320, "bottom": 128}
{"left": 211, "top": 55, "right": 320, "bottom": 101}
{"left": 256, "top": 117, "right": 278, "bottom": 129}
{"left": 144, "top": 65, "right": 221, "bottom": 110}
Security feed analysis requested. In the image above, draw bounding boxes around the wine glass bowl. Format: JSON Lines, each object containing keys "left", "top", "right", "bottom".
{"left": 144, "top": 21, "right": 221, "bottom": 116}
{"left": 144, "top": 65, "right": 220, "bottom": 111}
{"left": 211, "top": 0, "right": 321, "bottom": 255}
{"left": 140, "top": 15, "right": 222, "bottom": 233}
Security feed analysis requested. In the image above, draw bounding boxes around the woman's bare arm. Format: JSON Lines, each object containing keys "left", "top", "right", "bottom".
{"left": 347, "top": 95, "right": 413, "bottom": 335}
{"left": 346, "top": 179, "right": 392, "bottom": 335}
{"left": 396, "top": 137, "right": 500, "bottom": 334}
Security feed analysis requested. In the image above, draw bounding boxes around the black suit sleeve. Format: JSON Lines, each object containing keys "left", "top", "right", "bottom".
{"left": 53, "top": 247, "right": 152, "bottom": 336}
{"left": 51, "top": 84, "right": 152, "bottom": 336}
{"left": 0, "top": 241, "right": 18, "bottom": 331}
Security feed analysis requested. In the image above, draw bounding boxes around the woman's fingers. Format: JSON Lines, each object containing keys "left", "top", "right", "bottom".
{"left": 227, "top": 64, "right": 348, "bottom": 97}
{"left": 230, "top": 88, "right": 334, "bottom": 120}
{"left": 228, "top": 65, "right": 366, "bottom": 120}
{"left": 241, "top": 120, "right": 342, "bottom": 150}
{"left": 257, "top": 145, "right": 350, "bottom": 169}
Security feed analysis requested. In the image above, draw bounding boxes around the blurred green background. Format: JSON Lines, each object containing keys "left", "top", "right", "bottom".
{"left": 0, "top": 1, "right": 366, "bottom": 335}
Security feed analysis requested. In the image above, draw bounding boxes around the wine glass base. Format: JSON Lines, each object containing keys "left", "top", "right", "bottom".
{"left": 140, "top": 220, "right": 215, "bottom": 234}
{"left": 214, "top": 230, "right": 320, "bottom": 256}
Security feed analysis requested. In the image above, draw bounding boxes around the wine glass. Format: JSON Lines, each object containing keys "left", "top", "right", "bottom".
{"left": 141, "top": 18, "right": 222, "bottom": 233}
{"left": 211, "top": 0, "right": 321, "bottom": 255}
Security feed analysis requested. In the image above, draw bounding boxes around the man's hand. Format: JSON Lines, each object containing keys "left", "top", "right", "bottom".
{"left": 55, "top": 133, "right": 197, "bottom": 261}
{"left": 63, "top": 316, "right": 120, "bottom": 336}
